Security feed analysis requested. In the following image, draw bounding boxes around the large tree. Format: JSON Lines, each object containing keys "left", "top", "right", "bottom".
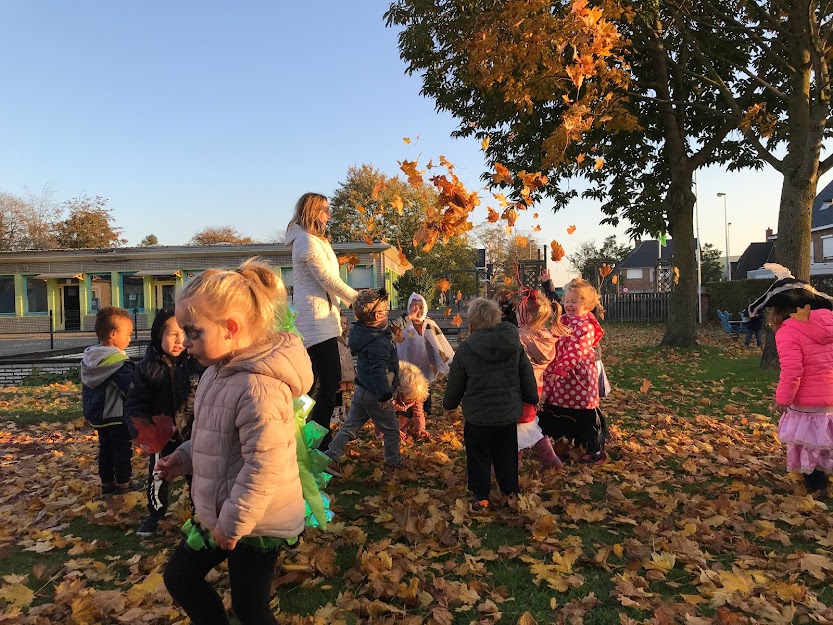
{"left": 701, "top": 243, "right": 724, "bottom": 284}
{"left": 54, "top": 195, "right": 125, "bottom": 249}
{"left": 386, "top": 0, "right": 759, "bottom": 346}
{"left": 0, "top": 189, "right": 60, "bottom": 250}
{"left": 189, "top": 226, "right": 254, "bottom": 246}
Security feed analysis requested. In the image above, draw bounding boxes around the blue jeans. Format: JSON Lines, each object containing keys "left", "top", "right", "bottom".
{"left": 326, "top": 385, "right": 400, "bottom": 466}
{"left": 745, "top": 328, "right": 762, "bottom": 347}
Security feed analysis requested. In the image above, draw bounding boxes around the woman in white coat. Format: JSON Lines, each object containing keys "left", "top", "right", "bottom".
{"left": 285, "top": 193, "right": 358, "bottom": 449}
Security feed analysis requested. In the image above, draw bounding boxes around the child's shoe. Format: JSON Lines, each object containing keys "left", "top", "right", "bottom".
{"left": 136, "top": 516, "right": 160, "bottom": 537}
{"left": 580, "top": 451, "right": 607, "bottom": 465}
{"left": 383, "top": 462, "right": 402, "bottom": 475}
{"left": 115, "top": 481, "right": 144, "bottom": 494}
{"left": 324, "top": 458, "right": 343, "bottom": 478}
{"left": 101, "top": 482, "right": 117, "bottom": 496}
{"left": 532, "top": 437, "right": 563, "bottom": 471}
{"left": 470, "top": 499, "right": 490, "bottom": 512}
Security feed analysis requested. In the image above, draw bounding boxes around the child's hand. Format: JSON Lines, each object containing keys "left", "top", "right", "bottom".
{"left": 212, "top": 525, "right": 238, "bottom": 550}
{"left": 154, "top": 453, "right": 184, "bottom": 480}
{"left": 773, "top": 402, "right": 789, "bottom": 415}
{"left": 540, "top": 269, "right": 551, "bottom": 283}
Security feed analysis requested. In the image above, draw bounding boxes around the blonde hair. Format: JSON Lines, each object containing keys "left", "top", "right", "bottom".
{"left": 176, "top": 258, "right": 286, "bottom": 340}
{"left": 517, "top": 291, "right": 551, "bottom": 330}
{"left": 564, "top": 278, "right": 604, "bottom": 316}
{"left": 549, "top": 300, "right": 571, "bottom": 337}
{"left": 288, "top": 192, "right": 328, "bottom": 238}
{"left": 468, "top": 297, "right": 502, "bottom": 332}
{"left": 397, "top": 361, "right": 429, "bottom": 403}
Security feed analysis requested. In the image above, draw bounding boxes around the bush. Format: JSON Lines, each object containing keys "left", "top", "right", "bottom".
{"left": 707, "top": 275, "right": 833, "bottom": 322}
{"left": 21, "top": 368, "right": 80, "bottom": 387}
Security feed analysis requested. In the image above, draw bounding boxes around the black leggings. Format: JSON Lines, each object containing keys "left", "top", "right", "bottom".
{"left": 538, "top": 404, "right": 607, "bottom": 455}
{"left": 97, "top": 424, "right": 133, "bottom": 484}
{"left": 307, "top": 337, "right": 341, "bottom": 450}
{"left": 164, "top": 539, "right": 281, "bottom": 625}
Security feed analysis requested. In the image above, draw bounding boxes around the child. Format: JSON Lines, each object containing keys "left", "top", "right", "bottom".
{"left": 81, "top": 307, "right": 137, "bottom": 496}
{"left": 125, "top": 309, "right": 204, "bottom": 537}
{"left": 539, "top": 278, "right": 608, "bottom": 464}
{"left": 744, "top": 305, "right": 763, "bottom": 348}
{"left": 494, "top": 289, "right": 518, "bottom": 326}
{"left": 325, "top": 288, "right": 401, "bottom": 476}
{"left": 443, "top": 298, "right": 538, "bottom": 511}
{"left": 516, "top": 290, "right": 566, "bottom": 471}
{"left": 395, "top": 292, "right": 454, "bottom": 420}
{"left": 334, "top": 311, "right": 356, "bottom": 424}
{"left": 396, "top": 361, "right": 430, "bottom": 440}
{"left": 749, "top": 268, "right": 833, "bottom": 495}
{"left": 155, "top": 259, "right": 313, "bottom": 625}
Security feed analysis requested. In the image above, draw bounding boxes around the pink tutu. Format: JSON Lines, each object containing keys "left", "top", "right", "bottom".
{"left": 777, "top": 408, "right": 833, "bottom": 474}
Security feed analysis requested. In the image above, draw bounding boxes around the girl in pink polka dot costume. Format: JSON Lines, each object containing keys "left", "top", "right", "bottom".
{"left": 540, "top": 278, "right": 608, "bottom": 464}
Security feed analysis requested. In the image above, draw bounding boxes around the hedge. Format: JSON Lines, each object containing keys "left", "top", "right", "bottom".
{"left": 705, "top": 275, "right": 833, "bottom": 322}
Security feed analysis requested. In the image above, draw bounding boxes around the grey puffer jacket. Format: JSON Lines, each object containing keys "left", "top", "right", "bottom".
{"left": 443, "top": 321, "right": 538, "bottom": 426}
{"left": 172, "top": 332, "right": 313, "bottom": 540}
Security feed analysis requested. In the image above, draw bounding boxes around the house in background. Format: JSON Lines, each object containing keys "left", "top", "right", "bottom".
{"left": 615, "top": 239, "right": 674, "bottom": 293}
{"left": 731, "top": 228, "right": 776, "bottom": 280}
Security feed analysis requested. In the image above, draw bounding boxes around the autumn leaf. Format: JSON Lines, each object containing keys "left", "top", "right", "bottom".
{"left": 533, "top": 224, "right": 541, "bottom": 231}
{"left": 515, "top": 235, "right": 529, "bottom": 247}
{"left": 599, "top": 263, "right": 613, "bottom": 278}
{"left": 550, "top": 240, "right": 565, "bottom": 262}
{"left": 451, "top": 314, "right": 463, "bottom": 327}
{"left": 567, "top": 225, "right": 577, "bottom": 235}
{"left": 403, "top": 137, "right": 411, "bottom": 144}
{"left": 503, "top": 208, "right": 519, "bottom": 227}
{"left": 640, "top": 379, "right": 652, "bottom": 393}
{"left": 576, "top": 153, "right": 586, "bottom": 165}
{"left": 492, "top": 162, "right": 513, "bottom": 185}
{"left": 455, "top": 290, "right": 462, "bottom": 302}
{"left": 790, "top": 304, "right": 811, "bottom": 322}
{"left": 391, "top": 195, "right": 404, "bottom": 215}
{"left": 371, "top": 180, "right": 385, "bottom": 200}
{"left": 0, "top": 582, "right": 34, "bottom": 608}
{"left": 611, "top": 275, "right": 618, "bottom": 284}
{"left": 504, "top": 277, "right": 513, "bottom": 286}
{"left": 436, "top": 277, "right": 452, "bottom": 293}
{"left": 356, "top": 204, "right": 366, "bottom": 214}
{"left": 487, "top": 207, "right": 500, "bottom": 223}
{"left": 672, "top": 266, "right": 680, "bottom": 285}
{"left": 481, "top": 136, "right": 490, "bottom": 151}
{"left": 400, "top": 159, "right": 424, "bottom": 186}
{"left": 594, "top": 157, "right": 605, "bottom": 170}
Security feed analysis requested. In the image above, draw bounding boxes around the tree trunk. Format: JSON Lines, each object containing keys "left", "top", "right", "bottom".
{"left": 661, "top": 178, "right": 698, "bottom": 346}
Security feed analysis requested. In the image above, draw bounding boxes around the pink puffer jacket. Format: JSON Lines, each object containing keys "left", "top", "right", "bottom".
{"left": 775, "top": 308, "right": 833, "bottom": 407}
{"left": 173, "top": 332, "right": 313, "bottom": 540}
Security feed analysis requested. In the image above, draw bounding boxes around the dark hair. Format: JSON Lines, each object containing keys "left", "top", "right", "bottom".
{"left": 354, "top": 288, "right": 388, "bottom": 323}
{"left": 150, "top": 308, "right": 177, "bottom": 356}
{"left": 95, "top": 307, "right": 131, "bottom": 341}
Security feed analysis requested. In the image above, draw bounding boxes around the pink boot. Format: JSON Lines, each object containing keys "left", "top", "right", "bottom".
{"left": 533, "top": 436, "right": 563, "bottom": 471}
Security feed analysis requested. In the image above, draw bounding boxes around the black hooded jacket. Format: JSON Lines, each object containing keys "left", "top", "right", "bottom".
{"left": 348, "top": 321, "right": 399, "bottom": 402}
{"left": 124, "top": 311, "right": 205, "bottom": 440}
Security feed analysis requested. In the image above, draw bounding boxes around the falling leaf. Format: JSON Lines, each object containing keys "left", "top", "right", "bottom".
{"left": 492, "top": 162, "right": 513, "bottom": 185}
{"left": 550, "top": 241, "right": 565, "bottom": 262}
{"left": 455, "top": 290, "right": 462, "bottom": 302}
{"left": 640, "top": 379, "right": 652, "bottom": 393}
{"left": 444, "top": 308, "right": 452, "bottom": 317}
{"left": 403, "top": 137, "right": 411, "bottom": 144}
{"left": 371, "top": 180, "right": 385, "bottom": 200}
{"left": 338, "top": 254, "right": 360, "bottom": 271}
{"left": 436, "top": 278, "right": 452, "bottom": 293}
{"left": 504, "top": 277, "right": 513, "bottom": 286}
{"left": 672, "top": 266, "right": 680, "bottom": 285}
{"left": 533, "top": 213, "right": 539, "bottom": 219}
{"left": 487, "top": 207, "right": 500, "bottom": 223}
{"left": 533, "top": 225, "right": 541, "bottom": 231}
{"left": 594, "top": 157, "right": 605, "bottom": 170}
{"left": 612, "top": 275, "right": 618, "bottom": 284}
{"left": 515, "top": 235, "right": 529, "bottom": 247}
{"left": 391, "top": 195, "right": 404, "bottom": 215}
{"left": 576, "top": 153, "right": 586, "bottom": 165}
{"left": 356, "top": 204, "right": 367, "bottom": 214}
{"left": 451, "top": 314, "right": 463, "bottom": 327}
{"left": 400, "top": 159, "right": 424, "bottom": 187}
{"left": 481, "top": 136, "right": 490, "bottom": 151}
{"left": 567, "top": 225, "right": 577, "bottom": 235}
{"left": 599, "top": 264, "right": 613, "bottom": 278}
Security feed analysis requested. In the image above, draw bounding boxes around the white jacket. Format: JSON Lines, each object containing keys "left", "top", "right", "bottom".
{"left": 285, "top": 223, "right": 358, "bottom": 348}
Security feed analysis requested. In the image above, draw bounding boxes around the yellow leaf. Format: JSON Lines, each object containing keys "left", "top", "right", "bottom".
{"left": 0, "top": 583, "right": 34, "bottom": 608}
{"left": 492, "top": 163, "right": 513, "bottom": 185}
{"left": 790, "top": 304, "right": 811, "bottom": 322}
{"left": 518, "top": 611, "right": 537, "bottom": 625}
{"left": 403, "top": 137, "right": 411, "bottom": 144}
{"left": 612, "top": 544, "right": 624, "bottom": 558}
{"left": 481, "top": 136, "right": 490, "bottom": 151}
{"left": 594, "top": 157, "right": 605, "bottom": 170}
{"left": 391, "top": 195, "right": 404, "bottom": 215}
{"left": 356, "top": 204, "right": 366, "bottom": 214}
{"left": 515, "top": 235, "right": 529, "bottom": 247}
{"left": 550, "top": 241, "right": 565, "bottom": 262}
{"left": 672, "top": 266, "right": 680, "bottom": 285}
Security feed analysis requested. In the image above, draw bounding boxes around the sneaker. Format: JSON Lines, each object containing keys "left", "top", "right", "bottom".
{"left": 383, "top": 463, "right": 401, "bottom": 475}
{"left": 101, "top": 482, "right": 117, "bottom": 496}
{"left": 136, "top": 516, "right": 159, "bottom": 537}
{"left": 324, "top": 458, "right": 343, "bottom": 478}
{"left": 470, "top": 499, "right": 490, "bottom": 512}
{"left": 580, "top": 451, "right": 607, "bottom": 465}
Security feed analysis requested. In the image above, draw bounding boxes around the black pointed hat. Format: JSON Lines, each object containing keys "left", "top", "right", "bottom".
{"left": 748, "top": 264, "right": 833, "bottom": 318}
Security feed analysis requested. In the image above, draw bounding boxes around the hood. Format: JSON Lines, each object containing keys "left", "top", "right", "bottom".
{"left": 284, "top": 223, "right": 306, "bottom": 248}
{"left": 782, "top": 308, "right": 833, "bottom": 345}
{"left": 348, "top": 322, "right": 392, "bottom": 353}
{"left": 466, "top": 321, "right": 521, "bottom": 362}
{"left": 519, "top": 327, "right": 557, "bottom": 366}
{"left": 149, "top": 309, "right": 179, "bottom": 358}
{"left": 80, "top": 345, "right": 128, "bottom": 388}
{"left": 408, "top": 293, "right": 428, "bottom": 322}
{"left": 216, "top": 331, "right": 313, "bottom": 398}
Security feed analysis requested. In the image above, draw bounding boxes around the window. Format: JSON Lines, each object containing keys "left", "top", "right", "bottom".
{"left": 122, "top": 275, "right": 145, "bottom": 311}
{"left": 0, "top": 277, "right": 14, "bottom": 314}
{"left": 26, "top": 277, "right": 47, "bottom": 313}
{"left": 348, "top": 266, "right": 374, "bottom": 289}
{"left": 281, "top": 268, "right": 294, "bottom": 287}
{"left": 823, "top": 236, "right": 833, "bottom": 260}
{"left": 89, "top": 275, "right": 112, "bottom": 312}
{"left": 625, "top": 268, "right": 642, "bottom": 280}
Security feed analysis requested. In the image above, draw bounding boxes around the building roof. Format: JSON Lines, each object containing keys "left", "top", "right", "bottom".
{"left": 617, "top": 240, "right": 674, "bottom": 269}
{"left": 731, "top": 241, "right": 775, "bottom": 280}
{"left": 813, "top": 178, "right": 833, "bottom": 229}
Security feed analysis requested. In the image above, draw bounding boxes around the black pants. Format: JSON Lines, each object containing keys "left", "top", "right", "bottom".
{"left": 804, "top": 470, "right": 829, "bottom": 492}
{"left": 164, "top": 539, "right": 281, "bottom": 625}
{"left": 307, "top": 338, "right": 341, "bottom": 451}
{"left": 538, "top": 404, "right": 607, "bottom": 455}
{"left": 96, "top": 424, "right": 133, "bottom": 484}
{"left": 464, "top": 422, "right": 519, "bottom": 501}
{"left": 147, "top": 437, "right": 184, "bottom": 518}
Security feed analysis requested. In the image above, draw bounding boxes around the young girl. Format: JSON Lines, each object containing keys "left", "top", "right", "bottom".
{"left": 125, "top": 309, "right": 204, "bottom": 538}
{"left": 516, "top": 290, "right": 566, "bottom": 471}
{"left": 395, "top": 361, "right": 431, "bottom": 440}
{"left": 753, "top": 276, "right": 833, "bottom": 495}
{"left": 155, "top": 259, "right": 313, "bottom": 625}
{"left": 540, "top": 278, "right": 608, "bottom": 464}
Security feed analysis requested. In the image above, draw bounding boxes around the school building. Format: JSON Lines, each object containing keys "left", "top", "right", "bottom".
{"left": 0, "top": 242, "right": 409, "bottom": 332}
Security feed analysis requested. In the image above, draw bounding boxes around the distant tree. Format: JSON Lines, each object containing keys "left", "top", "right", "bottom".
{"left": 474, "top": 223, "right": 542, "bottom": 290}
{"left": 139, "top": 234, "right": 158, "bottom": 247}
{"left": 568, "top": 236, "right": 632, "bottom": 295}
{"left": 189, "top": 226, "right": 255, "bottom": 246}
{"left": 0, "top": 188, "right": 60, "bottom": 250}
{"left": 54, "top": 195, "right": 125, "bottom": 249}
{"left": 700, "top": 243, "right": 724, "bottom": 284}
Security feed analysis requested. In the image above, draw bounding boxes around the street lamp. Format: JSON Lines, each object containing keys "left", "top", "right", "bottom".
{"left": 717, "top": 192, "right": 730, "bottom": 280}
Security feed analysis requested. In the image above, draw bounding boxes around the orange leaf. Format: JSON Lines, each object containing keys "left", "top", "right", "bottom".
{"left": 550, "top": 240, "right": 565, "bottom": 262}
{"left": 576, "top": 153, "right": 586, "bottom": 165}
{"left": 599, "top": 263, "right": 613, "bottom": 278}
{"left": 436, "top": 278, "right": 452, "bottom": 293}
{"left": 515, "top": 235, "right": 529, "bottom": 247}
{"left": 481, "top": 136, "right": 490, "bottom": 151}
{"left": 502, "top": 208, "right": 519, "bottom": 227}
{"left": 487, "top": 207, "right": 500, "bottom": 223}
{"left": 396, "top": 245, "right": 410, "bottom": 268}
{"left": 391, "top": 195, "right": 404, "bottom": 215}
{"left": 400, "top": 159, "right": 424, "bottom": 186}
{"left": 790, "top": 304, "right": 811, "bottom": 322}
{"left": 533, "top": 224, "right": 541, "bottom": 231}
{"left": 594, "top": 157, "right": 605, "bottom": 170}
{"left": 403, "top": 137, "right": 411, "bottom": 144}
{"left": 455, "top": 290, "right": 462, "bottom": 302}
{"left": 567, "top": 225, "right": 577, "bottom": 235}
{"left": 640, "top": 379, "right": 652, "bottom": 393}
{"left": 492, "top": 163, "right": 513, "bottom": 185}
{"left": 356, "top": 204, "right": 366, "bottom": 214}
{"left": 371, "top": 180, "right": 385, "bottom": 200}
{"left": 611, "top": 275, "right": 619, "bottom": 284}
{"left": 672, "top": 266, "right": 680, "bottom": 285}
{"left": 444, "top": 308, "right": 452, "bottom": 317}
{"left": 533, "top": 213, "right": 539, "bottom": 219}
{"left": 451, "top": 314, "right": 463, "bottom": 327}
{"left": 503, "top": 277, "right": 513, "bottom": 286}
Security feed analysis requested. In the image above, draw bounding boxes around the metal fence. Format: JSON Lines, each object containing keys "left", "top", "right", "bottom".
{"left": 602, "top": 292, "right": 670, "bottom": 323}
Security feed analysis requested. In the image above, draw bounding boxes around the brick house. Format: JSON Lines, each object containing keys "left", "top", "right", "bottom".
{"left": 615, "top": 239, "right": 674, "bottom": 293}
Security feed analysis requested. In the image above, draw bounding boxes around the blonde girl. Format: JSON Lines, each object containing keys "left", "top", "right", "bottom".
{"left": 395, "top": 361, "right": 431, "bottom": 440}
{"left": 540, "top": 278, "right": 608, "bottom": 464}
{"left": 285, "top": 193, "right": 358, "bottom": 451}
{"left": 516, "top": 292, "right": 567, "bottom": 471}
{"left": 156, "top": 259, "right": 313, "bottom": 625}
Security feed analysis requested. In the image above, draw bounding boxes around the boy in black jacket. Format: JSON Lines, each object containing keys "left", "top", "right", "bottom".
{"left": 325, "top": 288, "right": 400, "bottom": 476}
{"left": 125, "top": 309, "right": 204, "bottom": 537}
{"left": 81, "top": 307, "right": 137, "bottom": 496}
{"left": 444, "top": 298, "right": 538, "bottom": 511}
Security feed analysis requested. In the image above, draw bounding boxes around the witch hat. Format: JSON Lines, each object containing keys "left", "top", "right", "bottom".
{"left": 747, "top": 264, "right": 833, "bottom": 318}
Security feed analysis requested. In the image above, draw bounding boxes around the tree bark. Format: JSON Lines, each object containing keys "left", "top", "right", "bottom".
{"left": 661, "top": 178, "right": 698, "bottom": 346}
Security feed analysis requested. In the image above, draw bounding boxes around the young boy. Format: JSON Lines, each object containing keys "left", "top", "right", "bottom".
{"left": 81, "top": 307, "right": 138, "bottom": 496}
{"left": 125, "top": 309, "right": 204, "bottom": 537}
{"left": 443, "top": 298, "right": 538, "bottom": 511}
{"left": 325, "top": 288, "right": 400, "bottom": 476}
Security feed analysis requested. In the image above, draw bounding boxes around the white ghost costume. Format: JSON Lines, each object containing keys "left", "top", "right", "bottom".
{"left": 395, "top": 293, "right": 455, "bottom": 382}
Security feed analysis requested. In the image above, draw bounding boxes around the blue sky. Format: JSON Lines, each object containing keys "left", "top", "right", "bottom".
{"left": 0, "top": 2, "right": 826, "bottom": 286}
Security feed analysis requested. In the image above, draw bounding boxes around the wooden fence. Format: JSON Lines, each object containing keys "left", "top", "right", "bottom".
{"left": 602, "top": 292, "right": 670, "bottom": 323}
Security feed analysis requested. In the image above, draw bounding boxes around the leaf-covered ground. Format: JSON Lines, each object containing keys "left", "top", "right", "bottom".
{"left": 1, "top": 325, "right": 831, "bottom": 625}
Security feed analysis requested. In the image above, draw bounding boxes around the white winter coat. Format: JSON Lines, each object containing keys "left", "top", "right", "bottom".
{"left": 285, "top": 224, "right": 358, "bottom": 348}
